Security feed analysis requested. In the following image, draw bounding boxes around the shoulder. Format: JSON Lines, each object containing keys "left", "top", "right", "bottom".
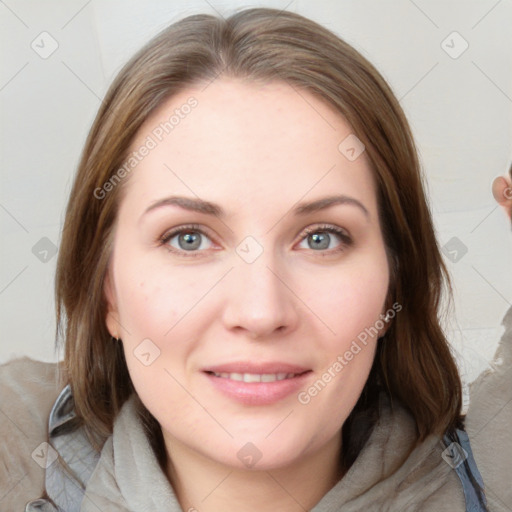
{"left": 0, "top": 356, "right": 64, "bottom": 430}
{"left": 0, "top": 356, "right": 65, "bottom": 511}
{"left": 0, "top": 355, "right": 63, "bottom": 393}
{"left": 465, "top": 305, "right": 512, "bottom": 510}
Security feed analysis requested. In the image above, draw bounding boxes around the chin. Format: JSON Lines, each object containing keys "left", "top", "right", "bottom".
{"left": 194, "top": 428, "right": 321, "bottom": 471}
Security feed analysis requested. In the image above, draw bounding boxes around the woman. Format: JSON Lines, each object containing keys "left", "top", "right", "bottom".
{"left": 1, "top": 7, "right": 510, "bottom": 511}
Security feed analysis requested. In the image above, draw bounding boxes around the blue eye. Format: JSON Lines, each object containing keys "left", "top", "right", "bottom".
{"left": 159, "top": 223, "right": 352, "bottom": 258}
{"left": 160, "top": 224, "right": 213, "bottom": 256}
{"left": 297, "top": 225, "right": 352, "bottom": 253}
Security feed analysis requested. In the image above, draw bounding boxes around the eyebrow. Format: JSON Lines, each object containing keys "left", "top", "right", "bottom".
{"left": 141, "top": 194, "right": 369, "bottom": 221}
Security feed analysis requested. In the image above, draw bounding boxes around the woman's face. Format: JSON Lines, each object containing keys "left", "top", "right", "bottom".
{"left": 105, "top": 78, "right": 390, "bottom": 470}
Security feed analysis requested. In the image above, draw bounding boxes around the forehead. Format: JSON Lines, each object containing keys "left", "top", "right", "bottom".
{"left": 122, "top": 78, "right": 378, "bottom": 218}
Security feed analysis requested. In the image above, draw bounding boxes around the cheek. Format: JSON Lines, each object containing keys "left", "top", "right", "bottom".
{"left": 305, "top": 256, "right": 388, "bottom": 430}
{"left": 298, "top": 264, "right": 387, "bottom": 431}
{"left": 113, "top": 255, "right": 212, "bottom": 339}
{"left": 113, "top": 257, "right": 207, "bottom": 426}
{"left": 112, "top": 253, "right": 219, "bottom": 392}
{"left": 117, "top": 281, "right": 173, "bottom": 341}
{"left": 300, "top": 257, "right": 389, "bottom": 345}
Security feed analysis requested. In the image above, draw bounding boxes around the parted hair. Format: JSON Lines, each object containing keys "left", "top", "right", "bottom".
{"left": 55, "top": 7, "right": 463, "bottom": 472}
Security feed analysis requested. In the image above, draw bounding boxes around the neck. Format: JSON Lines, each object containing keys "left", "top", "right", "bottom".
{"left": 165, "top": 433, "right": 343, "bottom": 512}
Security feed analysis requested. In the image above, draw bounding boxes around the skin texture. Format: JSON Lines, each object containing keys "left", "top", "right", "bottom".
{"left": 104, "top": 78, "right": 391, "bottom": 511}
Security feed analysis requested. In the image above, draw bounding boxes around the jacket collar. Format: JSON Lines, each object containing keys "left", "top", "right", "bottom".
{"left": 80, "top": 391, "right": 462, "bottom": 511}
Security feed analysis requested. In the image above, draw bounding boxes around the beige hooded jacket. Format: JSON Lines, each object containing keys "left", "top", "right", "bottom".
{"left": 1, "top": 306, "right": 511, "bottom": 511}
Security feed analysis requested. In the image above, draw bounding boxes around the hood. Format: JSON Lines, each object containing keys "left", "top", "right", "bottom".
{"left": 80, "top": 390, "right": 467, "bottom": 511}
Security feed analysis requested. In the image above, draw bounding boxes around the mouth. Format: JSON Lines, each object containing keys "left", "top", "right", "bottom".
{"left": 202, "top": 363, "right": 312, "bottom": 405}
{"left": 206, "top": 371, "right": 309, "bottom": 382}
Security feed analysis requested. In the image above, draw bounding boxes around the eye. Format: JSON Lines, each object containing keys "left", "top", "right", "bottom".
{"left": 158, "top": 223, "right": 353, "bottom": 258}
{"left": 159, "top": 224, "right": 214, "bottom": 257}
{"left": 296, "top": 224, "right": 353, "bottom": 254}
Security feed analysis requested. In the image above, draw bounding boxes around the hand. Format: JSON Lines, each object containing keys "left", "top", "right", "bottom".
{"left": 492, "top": 165, "right": 512, "bottom": 221}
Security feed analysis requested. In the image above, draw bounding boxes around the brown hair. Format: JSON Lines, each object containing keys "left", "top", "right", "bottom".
{"left": 55, "top": 7, "right": 462, "bottom": 471}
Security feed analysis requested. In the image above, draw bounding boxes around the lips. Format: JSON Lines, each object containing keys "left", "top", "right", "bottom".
{"left": 202, "top": 362, "right": 312, "bottom": 405}
{"left": 209, "top": 372, "right": 298, "bottom": 382}
{"left": 203, "top": 362, "right": 311, "bottom": 375}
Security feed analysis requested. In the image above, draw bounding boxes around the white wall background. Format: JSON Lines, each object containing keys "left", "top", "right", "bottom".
{"left": 1, "top": 0, "right": 511, "bottom": 392}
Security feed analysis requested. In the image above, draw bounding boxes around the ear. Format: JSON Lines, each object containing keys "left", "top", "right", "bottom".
{"left": 104, "top": 270, "right": 121, "bottom": 339}
{"left": 378, "top": 300, "right": 395, "bottom": 339}
{"left": 492, "top": 174, "right": 512, "bottom": 221}
{"left": 378, "top": 313, "right": 391, "bottom": 339}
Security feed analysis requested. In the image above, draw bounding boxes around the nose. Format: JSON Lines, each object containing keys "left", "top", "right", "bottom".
{"left": 221, "top": 254, "right": 300, "bottom": 339}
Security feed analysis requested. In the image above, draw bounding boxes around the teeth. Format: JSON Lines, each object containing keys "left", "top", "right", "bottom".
{"left": 243, "top": 373, "right": 261, "bottom": 383}
{"left": 212, "top": 372, "right": 296, "bottom": 382}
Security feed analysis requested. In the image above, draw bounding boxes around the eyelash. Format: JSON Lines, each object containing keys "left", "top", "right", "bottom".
{"left": 158, "top": 223, "right": 353, "bottom": 258}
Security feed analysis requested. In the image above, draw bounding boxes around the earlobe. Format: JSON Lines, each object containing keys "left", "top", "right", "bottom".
{"left": 377, "top": 310, "right": 393, "bottom": 339}
{"left": 492, "top": 175, "right": 512, "bottom": 220}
